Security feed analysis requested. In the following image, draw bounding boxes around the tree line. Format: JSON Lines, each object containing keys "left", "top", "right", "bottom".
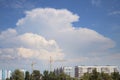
{"left": 80, "top": 69, "right": 120, "bottom": 80}
{"left": 6, "top": 69, "right": 76, "bottom": 80}
{"left": 6, "top": 69, "right": 120, "bottom": 80}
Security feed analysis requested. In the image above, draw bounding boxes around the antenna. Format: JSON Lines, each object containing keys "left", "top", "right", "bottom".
{"left": 31, "top": 62, "right": 36, "bottom": 72}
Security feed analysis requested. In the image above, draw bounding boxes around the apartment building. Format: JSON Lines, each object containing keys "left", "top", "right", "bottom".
{"left": 63, "top": 66, "right": 74, "bottom": 77}
{"left": 55, "top": 65, "right": 119, "bottom": 78}
{"left": 0, "top": 69, "right": 12, "bottom": 80}
{"left": 75, "top": 65, "right": 119, "bottom": 78}
{"left": 54, "top": 66, "right": 74, "bottom": 77}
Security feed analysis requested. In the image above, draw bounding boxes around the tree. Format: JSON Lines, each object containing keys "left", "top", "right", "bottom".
{"left": 81, "top": 73, "right": 91, "bottom": 80}
{"left": 49, "top": 71, "right": 57, "bottom": 80}
{"left": 10, "top": 77, "right": 13, "bottom": 80}
{"left": 25, "top": 71, "right": 30, "bottom": 80}
{"left": 42, "top": 70, "right": 74, "bottom": 80}
{"left": 90, "top": 68, "right": 99, "bottom": 80}
{"left": 31, "top": 70, "right": 42, "bottom": 80}
{"left": 12, "top": 69, "right": 24, "bottom": 80}
{"left": 6, "top": 78, "right": 10, "bottom": 80}
{"left": 42, "top": 70, "right": 49, "bottom": 80}
{"left": 58, "top": 72, "right": 71, "bottom": 80}
{"left": 80, "top": 69, "right": 115, "bottom": 80}
{"left": 100, "top": 72, "right": 112, "bottom": 80}
{"left": 111, "top": 72, "right": 120, "bottom": 80}
{"left": 42, "top": 71, "right": 57, "bottom": 80}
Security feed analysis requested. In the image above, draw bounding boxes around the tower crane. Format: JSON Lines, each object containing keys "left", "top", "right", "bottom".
{"left": 31, "top": 62, "right": 36, "bottom": 72}
{"left": 49, "top": 56, "right": 66, "bottom": 71}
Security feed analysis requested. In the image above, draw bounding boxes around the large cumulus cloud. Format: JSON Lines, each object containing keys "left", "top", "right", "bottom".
{"left": 0, "top": 8, "right": 115, "bottom": 67}
{"left": 16, "top": 8, "right": 115, "bottom": 56}
{"left": 0, "top": 28, "right": 64, "bottom": 61}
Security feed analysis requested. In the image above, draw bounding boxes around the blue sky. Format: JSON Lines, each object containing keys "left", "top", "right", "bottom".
{"left": 0, "top": 0, "right": 120, "bottom": 72}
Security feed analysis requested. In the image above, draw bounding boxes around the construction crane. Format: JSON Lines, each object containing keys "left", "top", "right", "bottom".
{"left": 49, "top": 56, "right": 66, "bottom": 71}
{"left": 50, "top": 56, "right": 53, "bottom": 72}
{"left": 31, "top": 62, "right": 36, "bottom": 72}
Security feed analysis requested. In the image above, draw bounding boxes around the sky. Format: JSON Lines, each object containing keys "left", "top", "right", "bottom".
{"left": 0, "top": 0, "right": 120, "bottom": 72}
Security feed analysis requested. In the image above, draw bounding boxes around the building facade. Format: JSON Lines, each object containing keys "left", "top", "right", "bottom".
{"left": 54, "top": 66, "right": 74, "bottom": 77}
{"left": 0, "top": 70, "right": 2, "bottom": 80}
{"left": 63, "top": 66, "right": 74, "bottom": 77}
{"left": 55, "top": 65, "right": 119, "bottom": 78}
{"left": 75, "top": 65, "right": 119, "bottom": 78}
{"left": 0, "top": 69, "right": 11, "bottom": 80}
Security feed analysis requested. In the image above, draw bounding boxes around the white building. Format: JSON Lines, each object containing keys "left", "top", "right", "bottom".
{"left": 0, "top": 69, "right": 12, "bottom": 80}
{"left": 75, "top": 65, "right": 119, "bottom": 78}
{"left": 63, "top": 66, "right": 74, "bottom": 77}
{"left": 55, "top": 65, "right": 119, "bottom": 78}
{"left": 54, "top": 66, "right": 74, "bottom": 77}
{"left": 0, "top": 70, "right": 2, "bottom": 80}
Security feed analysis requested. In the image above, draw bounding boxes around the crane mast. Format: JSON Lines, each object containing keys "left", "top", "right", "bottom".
{"left": 49, "top": 56, "right": 66, "bottom": 71}
{"left": 50, "top": 56, "right": 53, "bottom": 72}
{"left": 31, "top": 62, "right": 36, "bottom": 72}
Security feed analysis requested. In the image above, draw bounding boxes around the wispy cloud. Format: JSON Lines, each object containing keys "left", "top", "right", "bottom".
{"left": 91, "top": 0, "right": 101, "bottom": 6}
{"left": 0, "top": 0, "right": 35, "bottom": 9}
{"left": 109, "top": 11, "right": 120, "bottom": 15}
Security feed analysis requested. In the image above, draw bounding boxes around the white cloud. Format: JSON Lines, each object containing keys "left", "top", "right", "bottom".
{"left": 91, "top": 0, "right": 101, "bottom": 6}
{"left": 0, "top": 48, "right": 17, "bottom": 60}
{"left": 109, "top": 11, "right": 120, "bottom": 15}
{"left": 68, "top": 57, "right": 89, "bottom": 62}
{"left": 16, "top": 8, "right": 79, "bottom": 36}
{"left": 0, "top": 28, "right": 17, "bottom": 39}
{"left": 17, "top": 47, "right": 34, "bottom": 58}
{"left": 0, "top": 8, "right": 116, "bottom": 66}
{"left": 107, "top": 53, "right": 120, "bottom": 60}
{"left": 18, "top": 33, "right": 60, "bottom": 51}
{"left": 57, "top": 28, "right": 115, "bottom": 54}
{"left": 16, "top": 33, "right": 64, "bottom": 60}
{"left": 15, "top": 8, "right": 115, "bottom": 61}
{"left": 0, "top": 31, "right": 64, "bottom": 60}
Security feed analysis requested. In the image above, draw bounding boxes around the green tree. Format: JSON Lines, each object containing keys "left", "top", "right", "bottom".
{"left": 80, "top": 70, "right": 116, "bottom": 80}
{"left": 90, "top": 68, "right": 99, "bottom": 80}
{"left": 111, "top": 72, "right": 120, "bottom": 80}
{"left": 58, "top": 72, "right": 71, "bottom": 80}
{"left": 25, "top": 71, "right": 30, "bottom": 80}
{"left": 12, "top": 69, "right": 24, "bottom": 80}
{"left": 100, "top": 72, "right": 112, "bottom": 80}
{"left": 43, "top": 70, "right": 76, "bottom": 80}
{"left": 42, "top": 71, "right": 57, "bottom": 80}
{"left": 42, "top": 70, "right": 49, "bottom": 80}
{"left": 6, "top": 78, "right": 10, "bottom": 80}
{"left": 49, "top": 71, "right": 57, "bottom": 80}
{"left": 81, "top": 73, "right": 91, "bottom": 80}
{"left": 10, "top": 77, "right": 13, "bottom": 80}
{"left": 31, "top": 70, "right": 42, "bottom": 80}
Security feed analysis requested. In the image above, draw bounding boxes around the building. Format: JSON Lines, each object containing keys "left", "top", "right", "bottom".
{"left": 55, "top": 65, "right": 119, "bottom": 78}
{"left": 0, "top": 69, "right": 12, "bottom": 80}
{"left": 63, "top": 66, "right": 74, "bottom": 77}
{"left": 0, "top": 70, "right": 2, "bottom": 80}
{"left": 75, "top": 65, "right": 119, "bottom": 78}
{"left": 54, "top": 66, "right": 74, "bottom": 77}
